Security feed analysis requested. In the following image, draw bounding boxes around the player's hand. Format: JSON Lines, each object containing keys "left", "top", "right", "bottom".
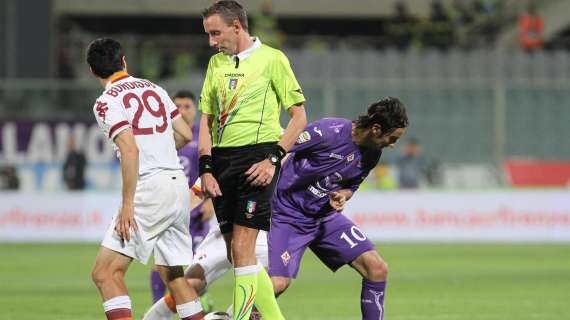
{"left": 201, "top": 173, "right": 222, "bottom": 198}
{"left": 115, "top": 204, "right": 137, "bottom": 242}
{"left": 329, "top": 191, "right": 347, "bottom": 212}
{"left": 245, "top": 159, "right": 276, "bottom": 187}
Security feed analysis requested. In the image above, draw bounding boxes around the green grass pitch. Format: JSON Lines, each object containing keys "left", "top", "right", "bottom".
{"left": 0, "top": 243, "right": 568, "bottom": 319}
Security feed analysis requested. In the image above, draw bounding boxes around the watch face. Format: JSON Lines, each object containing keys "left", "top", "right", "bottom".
{"left": 271, "top": 155, "right": 278, "bottom": 164}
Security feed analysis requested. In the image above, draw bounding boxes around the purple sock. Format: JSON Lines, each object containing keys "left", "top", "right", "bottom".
{"left": 361, "top": 279, "right": 386, "bottom": 320}
{"left": 150, "top": 270, "right": 166, "bottom": 303}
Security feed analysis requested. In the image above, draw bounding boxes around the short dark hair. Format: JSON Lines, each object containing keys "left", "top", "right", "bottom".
{"left": 173, "top": 90, "right": 196, "bottom": 101}
{"left": 202, "top": 0, "right": 249, "bottom": 32}
{"left": 86, "top": 38, "right": 125, "bottom": 78}
{"left": 355, "top": 97, "right": 409, "bottom": 133}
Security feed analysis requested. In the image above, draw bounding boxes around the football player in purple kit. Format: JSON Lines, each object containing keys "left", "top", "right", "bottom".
{"left": 269, "top": 97, "right": 409, "bottom": 320}
{"left": 150, "top": 90, "right": 215, "bottom": 305}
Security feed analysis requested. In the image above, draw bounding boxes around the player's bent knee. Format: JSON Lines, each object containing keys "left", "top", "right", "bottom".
{"left": 271, "top": 276, "right": 291, "bottom": 297}
{"left": 365, "top": 258, "right": 388, "bottom": 282}
{"left": 91, "top": 266, "right": 113, "bottom": 289}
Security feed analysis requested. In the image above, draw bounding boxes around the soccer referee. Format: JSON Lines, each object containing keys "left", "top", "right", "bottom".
{"left": 198, "top": 1, "right": 306, "bottom": 319}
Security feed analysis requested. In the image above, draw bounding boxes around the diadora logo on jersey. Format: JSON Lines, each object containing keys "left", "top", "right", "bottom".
{"left": 293, "top": 88, "right": 303, "bottom": 94}
{"left": 281, "top": 251, "right": 291, "bottom": 266}
{"left": 329, "top": 153, "right": 344, "bottom": 160}
{"left": 228, "top": 78, "right": 238, "bottom": 90}
{"left": 296, "top": 131, "right": 311, "bottom": 144}
{"left": 313, "top": 126, "right": 322, "bottom": 137}
{"left": 246, "top": 200, "right": 257, "bottom": 213}
{"left": 95, "top": 100, "right": 108, "bottom": 121}
{"left": 346, "top": 153, "right": 355, "bottom": 163}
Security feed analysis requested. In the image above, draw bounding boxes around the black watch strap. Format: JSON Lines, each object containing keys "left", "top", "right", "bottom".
{"left": 267, "top": 144, "right": 287, "bottom": 166}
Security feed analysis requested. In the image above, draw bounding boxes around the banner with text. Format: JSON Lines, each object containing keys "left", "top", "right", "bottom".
{"left": 344, "top": 190, "right": 570, "bottom": 242}
{"left": 1, "top": 191, "right": 569, "bottom": 242}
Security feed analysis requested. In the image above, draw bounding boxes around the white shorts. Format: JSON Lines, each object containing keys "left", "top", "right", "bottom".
{"left": 102, "top": 170, "right": 193, "bottom": 266}
{"left": 190, "top": 224, "right": 269, "bottom": 285}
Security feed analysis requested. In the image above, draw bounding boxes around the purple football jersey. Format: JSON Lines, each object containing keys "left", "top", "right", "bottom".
{"left": 273, "top": 118, "right": 381, "bottom": 219}
{"left": 177, "top": 124, "right": 200, "bottom": 187}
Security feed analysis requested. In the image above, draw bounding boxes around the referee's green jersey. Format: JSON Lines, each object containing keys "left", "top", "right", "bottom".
{"left": 199, "top": 39, "right": 305, "bottom": 148}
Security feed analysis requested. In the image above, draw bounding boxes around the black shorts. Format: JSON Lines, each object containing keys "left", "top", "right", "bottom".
{"left": 212, "top": 142, "right": 280, "bottom": 234}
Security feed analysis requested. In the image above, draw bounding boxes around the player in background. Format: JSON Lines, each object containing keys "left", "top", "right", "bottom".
{"left": 150, "top": 90, "right": 215, "bottom": 312}
{"left": 87, "top": 38, "right": 204, "bottom": 320}
{"left": 269, "top": 97, "right": 409, "bottom": 320}
{"left": 199, "top": 1, "right": 307, "bottom": 319}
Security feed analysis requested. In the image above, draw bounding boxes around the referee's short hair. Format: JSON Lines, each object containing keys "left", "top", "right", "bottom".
{"left": 202, "top": 0, "right": 248, "bottom": 32}
{"left": 86, "top": 38, "right": 124, "bottom": 79}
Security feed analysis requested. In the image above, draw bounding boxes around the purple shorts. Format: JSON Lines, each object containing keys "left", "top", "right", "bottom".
{"left": 268, "top": 208, "right": 375, "bottom": 278}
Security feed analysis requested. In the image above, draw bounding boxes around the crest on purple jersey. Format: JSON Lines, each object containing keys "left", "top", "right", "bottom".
{"left": 281, "top": 251, "right": 290, "bottom": 266}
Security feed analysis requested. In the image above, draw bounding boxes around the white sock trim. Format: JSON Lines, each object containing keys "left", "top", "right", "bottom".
{"left": 103, "top": 295, "right": 132, "bottom": 312}
{"left": 143, "top": 297, "right": 174, "bottom": 319}
{"left": 234, "top": 264, "right": 260, "bottom": 276}
{"left": 176, "top": 299, "right": 203, "bottom": 318}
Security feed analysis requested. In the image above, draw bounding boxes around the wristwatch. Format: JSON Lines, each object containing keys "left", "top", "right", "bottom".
{"left": 268, "top": 153, "right": 280, "bottom": 166}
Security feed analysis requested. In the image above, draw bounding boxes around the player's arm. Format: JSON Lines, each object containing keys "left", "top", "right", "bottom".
{"left": 190, "top": 176, "right": 215, "bottom": 221}
{"left": 245, "top": 105, "right": 306, "bottom": 187}
{"left": 172, "top": 117, "right": 193, "bottom": 150}
{"left": 114, "top": 129, "right": 139, "bottom": 241}
{"left": 200, "top": 198, "right": 215, "bottom": 221}
{"left": 198, "top": 113, "right": 222, "bottom": 197}
{"left": 278, "top": 104, "right": 307, "bottom": 153}
{"left": 273, "top": 51, "right": 307, "bottom": 154}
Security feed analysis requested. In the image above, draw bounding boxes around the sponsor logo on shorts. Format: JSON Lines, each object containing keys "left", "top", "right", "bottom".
{"left": 281, "top": 251, "right": 290, "bottom": 266}
{"left": 296, "top": 131, "right": 311, "bottom": 144}
{"left": 346, "top": 153, "right": 355, "bottom": 163}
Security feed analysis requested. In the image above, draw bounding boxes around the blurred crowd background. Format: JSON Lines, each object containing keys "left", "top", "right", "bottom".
{"left": 1, "top": 0, "right": 569, "bottom": 192}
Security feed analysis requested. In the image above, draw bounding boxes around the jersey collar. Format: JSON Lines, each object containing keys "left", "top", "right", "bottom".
{"left": 105, "top": 71, "right": 130, "bottom": 89}
{"left": 231, "top": 37, "right": 262, "bottom": 62}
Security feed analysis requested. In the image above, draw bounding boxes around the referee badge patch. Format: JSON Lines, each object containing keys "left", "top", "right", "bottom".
{"left": 296, "top": 131, "right": 311, "bottom": 144}
{"left": 228, "top": 78, "right": 238, "bottom": 90}
{"left": 246, "top": 200, "right": 257, "bottom": 213}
